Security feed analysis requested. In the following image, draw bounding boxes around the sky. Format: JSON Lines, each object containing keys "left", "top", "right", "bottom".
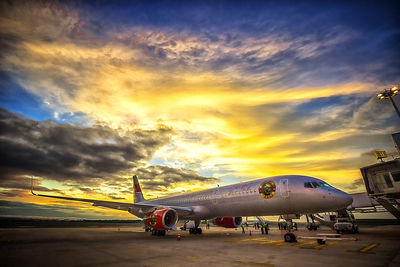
{"left": 0, "top": 0, "right": 399, "bottom": 220}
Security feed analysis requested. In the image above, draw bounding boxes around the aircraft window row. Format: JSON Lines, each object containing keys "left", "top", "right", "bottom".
{"left": 304, "top": 181, "right": 333, "bottom": 188}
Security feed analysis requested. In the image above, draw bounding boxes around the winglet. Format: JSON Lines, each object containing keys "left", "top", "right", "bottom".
{"left": 31, "top": 177, "right": 37, "bottom": 196}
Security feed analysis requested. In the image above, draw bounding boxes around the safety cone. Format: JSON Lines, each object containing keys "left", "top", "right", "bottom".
{"left": 177, "top": 234, "right": 181, "bottom": 241}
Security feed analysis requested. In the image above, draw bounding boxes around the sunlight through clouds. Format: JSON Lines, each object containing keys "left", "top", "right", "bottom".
{"left": 0, "top": 0, "right": 399, "bottom": 218}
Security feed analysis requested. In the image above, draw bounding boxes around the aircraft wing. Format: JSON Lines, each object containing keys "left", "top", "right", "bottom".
{"left": 31, "top": 188, "right": 193, "bottom": 216}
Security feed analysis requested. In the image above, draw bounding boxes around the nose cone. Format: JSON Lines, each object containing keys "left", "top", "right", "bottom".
{"left": 335, "top": 190, "right": 353, "bottom": 208}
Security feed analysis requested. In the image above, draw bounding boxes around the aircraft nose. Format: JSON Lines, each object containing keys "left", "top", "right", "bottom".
{"left": 335, "top": 190, "right": 353, "bottom": 208}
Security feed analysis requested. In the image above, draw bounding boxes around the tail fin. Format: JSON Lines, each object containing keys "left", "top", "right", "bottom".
{"left": 133, "top": 175, "right": 145, "bottom": 203}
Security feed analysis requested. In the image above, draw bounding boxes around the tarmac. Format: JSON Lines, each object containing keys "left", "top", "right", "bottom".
{"left": 1, "top": 225, "right": 400, "bottom": 267}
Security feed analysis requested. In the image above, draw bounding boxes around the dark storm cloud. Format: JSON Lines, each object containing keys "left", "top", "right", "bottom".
{"left": 0, "top": 108, "right": 172, "bottom": 185}
{"left": 135, "top": 165, "right": 220, "bottom": 191}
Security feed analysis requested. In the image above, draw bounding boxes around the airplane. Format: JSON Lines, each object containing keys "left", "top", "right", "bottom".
{"left": 31, "top": 174, "right": 353, "bottom": 242}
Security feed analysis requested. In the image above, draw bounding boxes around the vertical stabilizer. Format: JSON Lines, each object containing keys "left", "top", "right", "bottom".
{"left": 133, "top": 175, "right": 145, "bottom": 203}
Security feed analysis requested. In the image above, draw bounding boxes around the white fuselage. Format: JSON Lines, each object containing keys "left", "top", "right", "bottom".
{"left": 130, "top": 175, "right": 353, "bottom": 220}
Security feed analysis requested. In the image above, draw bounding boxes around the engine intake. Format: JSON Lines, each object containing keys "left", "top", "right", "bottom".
{"left": 213, "top": 217, "right": 242, "bottom": 228}
{"left": 145, "top": 208, "right": 178, "bottom": 230}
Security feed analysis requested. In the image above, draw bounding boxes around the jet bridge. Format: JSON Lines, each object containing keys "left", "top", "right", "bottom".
{"left": 360, "top": 159, "right": 400, "bottom": 220}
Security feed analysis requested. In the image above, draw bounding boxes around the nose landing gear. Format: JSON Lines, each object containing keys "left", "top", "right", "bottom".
{"left": 282, "top": 218, "right": 297, "bottom": 243}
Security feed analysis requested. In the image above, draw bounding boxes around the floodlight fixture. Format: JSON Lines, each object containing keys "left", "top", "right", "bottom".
{"left": 377, "top": 85, "right": 400, "bottom": 119}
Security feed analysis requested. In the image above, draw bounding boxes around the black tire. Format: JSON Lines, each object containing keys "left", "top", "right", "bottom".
{"left": 152, "top": 229, "right": 156, "bottom": 236}
{"left": 284, "top": 233, "right": 296, "bottom": 243}
{"left": 317, "top": 239, "right": 326, "bottom": 245}
{"left": 189, "top": 228, "right": 194, "bottom": 234}
{"left": 196, "top": 228, "right": 202, "bottom": 235}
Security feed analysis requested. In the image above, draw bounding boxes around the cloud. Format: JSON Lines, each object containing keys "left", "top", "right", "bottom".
{"left": 0, "top": 108, "right": 171, "bottom": 185}
{"left": 0, "top": 0, "right": 399, "bottom": 210}
{"left": 135, "top": 165, "right": 220, "bottom": 193}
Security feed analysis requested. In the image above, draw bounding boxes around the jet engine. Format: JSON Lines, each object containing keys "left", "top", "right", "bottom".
{"left": 213, "top": 217, "right": 242, "bottom": 228}
{"left": 145, "top": 208, "right": 178, "bottom": 230}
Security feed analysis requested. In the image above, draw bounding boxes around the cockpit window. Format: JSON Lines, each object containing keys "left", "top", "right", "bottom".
{"left": 319, "top": 182, "right": 333, "bottom": 188}
{"left": 305, "top": 181, "right": 332, "bottom": 188}
{"left": 311, "top": 182, "right": 320, "bottom": 188}
{"left": 304, "top": 182, "right": 313, "bottom": 188}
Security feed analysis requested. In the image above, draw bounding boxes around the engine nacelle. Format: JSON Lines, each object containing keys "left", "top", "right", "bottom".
{"left": 145, "top": 208, "right": 178, "bottom": 230}
{"left": 213, "top": 217, "right": 242, "bottom": 228}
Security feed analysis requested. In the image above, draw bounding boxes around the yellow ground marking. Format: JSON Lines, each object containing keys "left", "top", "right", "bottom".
{"left": 313, "top": 241, "right": 337, "bottom": 250}
{"left": 241, "top": 238, "right": 268, "bottom": 242}
{"left": 275, "top": 242, "right": 289, "bottom": 246}
{"left": 259, "top": 240, "right": 283, "bottom": 245}
{"left": 360, "top": 243, "right": 379, "bottom": 253}
{"left": 295, "top": 241, "right": 316, "bottom": 247}
{"left": 188, "top": 256, "right": 199, "bottom": 259}
{"left": 232, "top": 261, "right": 275, "bottom": 266}
{"left": 130, "top": 249, "right": 148, "bottom": 254}
{"left": 312, "top": 244, "right": 327, "bottom": 250}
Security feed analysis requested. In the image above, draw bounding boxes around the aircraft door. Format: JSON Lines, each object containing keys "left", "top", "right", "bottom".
{"left": 279, "top": 179, "right": 289, "bottom": 198}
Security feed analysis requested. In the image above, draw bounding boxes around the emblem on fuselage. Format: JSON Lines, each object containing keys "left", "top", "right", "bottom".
{"left": 149, "top": 213, "right": 157, "bottom": 226}
{"left": 258, "top": 181, "right": 276, "bottom": 199}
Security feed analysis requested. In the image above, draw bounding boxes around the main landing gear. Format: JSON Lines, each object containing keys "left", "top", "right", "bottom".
{"left": 189, "top": 227, "right": 202, "bottom": 234}
{"left": 151, "top": 229, "right": 166, "bottom": 236}
{"left": 189, "top": 219, "right": 203, "bottom": 235}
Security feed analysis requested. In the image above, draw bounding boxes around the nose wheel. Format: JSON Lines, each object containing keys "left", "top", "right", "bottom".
{"left": 282, "top": 219, "right": 297, "bottom": 243}
{"left": 284, "top": 232, "right": 297, "bottom": 243}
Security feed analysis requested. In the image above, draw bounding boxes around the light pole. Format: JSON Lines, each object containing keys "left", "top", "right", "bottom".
{"left": 377, "top": 86, "right": 400, "bottom": 119}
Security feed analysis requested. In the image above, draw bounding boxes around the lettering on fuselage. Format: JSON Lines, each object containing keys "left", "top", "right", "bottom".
{"left": 258, "top": 181, "right": 276, "bottom": 199}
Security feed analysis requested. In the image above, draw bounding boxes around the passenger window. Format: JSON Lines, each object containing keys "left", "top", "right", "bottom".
{"left": 304, "top": 182, "right": 313, "bottom": 188}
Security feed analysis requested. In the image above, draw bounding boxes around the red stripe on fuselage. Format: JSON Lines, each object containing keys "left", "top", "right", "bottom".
{"left": 134, "top": 184, "right": 141, "bottom": 192}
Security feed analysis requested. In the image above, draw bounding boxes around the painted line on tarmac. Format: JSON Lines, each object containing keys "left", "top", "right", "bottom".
{"left": 272, "top": 241, "right": 288, "bottom": 247}
{"left": 312, "top": 241, "right": 338, "bottom": 250}
{"left": 187, "top": 256, "right": 199, "bottom": 259}
{"left": 259, "top": 240, "right": 284, "bottom": 245}
{"left": 241, "top": 238, "right": 269, "bottom": 242}
{"left": 232, "top": 260, "right": 275, "bottom": 266}
{"left": 295, "top": 241, "right": 316, "bottom": 247}
{"left": 359, "top": 243, "right": 379, "bottom": 253}
{"left": 346, "top": 243, "right": 379, "bottom": 254}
